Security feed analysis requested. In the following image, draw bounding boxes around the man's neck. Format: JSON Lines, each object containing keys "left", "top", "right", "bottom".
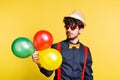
{"left": 69, "top": 38, "right": 79, "bottom": 44}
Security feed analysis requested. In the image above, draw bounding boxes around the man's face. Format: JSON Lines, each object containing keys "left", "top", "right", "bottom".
{"left": 64, "top": 24, "right": 83, "bottom": 40}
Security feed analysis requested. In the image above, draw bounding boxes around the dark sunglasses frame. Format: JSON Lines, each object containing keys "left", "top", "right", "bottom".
{"left": 64, "top": 24, "right": 78, "bottom": 30}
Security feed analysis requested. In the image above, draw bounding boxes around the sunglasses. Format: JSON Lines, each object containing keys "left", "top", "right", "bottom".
{"left": 64, "top": 24, "right": 77, "bottom": 30}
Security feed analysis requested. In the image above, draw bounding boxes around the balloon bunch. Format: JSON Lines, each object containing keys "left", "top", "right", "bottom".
{"left": 11, "top": 30, "right": 62, "bottom": 70}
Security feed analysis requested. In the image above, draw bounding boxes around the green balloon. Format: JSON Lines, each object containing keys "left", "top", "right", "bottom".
{"left": 11, "top": 37, "right": 35, "bottom": 58}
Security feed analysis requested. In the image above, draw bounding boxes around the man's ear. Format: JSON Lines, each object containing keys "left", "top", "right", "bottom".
{"left": 79, "top": 28, "right": 84, "bottom": 34}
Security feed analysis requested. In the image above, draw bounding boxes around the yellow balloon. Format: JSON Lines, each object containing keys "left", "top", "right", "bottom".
{"left": 38, "top": 48, "right": 62, "bottom": 70}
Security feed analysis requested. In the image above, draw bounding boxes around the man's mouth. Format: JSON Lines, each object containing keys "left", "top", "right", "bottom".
{"left": 67, "top": 32, "right": 72, "bottom": 35}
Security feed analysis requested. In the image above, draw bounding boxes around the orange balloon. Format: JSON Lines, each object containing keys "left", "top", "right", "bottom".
{"left": 38, "top": 48, "right": 62, "bottom": 70}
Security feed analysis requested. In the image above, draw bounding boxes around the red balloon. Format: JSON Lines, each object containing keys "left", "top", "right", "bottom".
{"left": 33, "top": 30, "right": 53, "bottom": 51}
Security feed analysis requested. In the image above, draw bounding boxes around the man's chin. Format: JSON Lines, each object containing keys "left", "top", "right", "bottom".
{"left": 67, "top": 37, "right": 74, "bottom": 40}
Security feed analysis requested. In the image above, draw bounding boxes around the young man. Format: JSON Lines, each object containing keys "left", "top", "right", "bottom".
{"left": 32, "top": 10, "right": 93, "bottom": 80}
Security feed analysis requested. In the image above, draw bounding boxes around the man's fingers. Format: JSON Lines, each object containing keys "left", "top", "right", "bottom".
{"left": 32, "top": 51, "right": 39, "bottom": 62}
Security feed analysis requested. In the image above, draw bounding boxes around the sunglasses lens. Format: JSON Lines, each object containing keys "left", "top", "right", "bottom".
{"left": 71, "top": 26, "right": 76, "bottom": 30}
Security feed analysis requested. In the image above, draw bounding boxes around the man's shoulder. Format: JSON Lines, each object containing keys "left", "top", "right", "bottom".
{"left": 51, "top": 40, "right": 67, "bottom": 48}
{"left": 53, "top": 40, "right": 67, "bottom": 45}
{"left": 79, "top": 42, "right": 90, "bottom": 49}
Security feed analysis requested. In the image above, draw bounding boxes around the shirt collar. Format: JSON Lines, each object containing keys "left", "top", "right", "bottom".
{"left": 65, "top": 39, "right": 80, "bottom": 44}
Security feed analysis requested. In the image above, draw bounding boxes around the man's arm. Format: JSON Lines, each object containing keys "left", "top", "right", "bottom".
{"left": 32, "top": 51, "right": 54, "bottom": 77}
{"left": 84, "top": 48, "right": 93, "bottom": 80}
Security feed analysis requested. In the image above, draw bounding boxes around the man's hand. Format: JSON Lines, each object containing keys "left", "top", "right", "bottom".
{"left": 32, "top": 51, "right": 40, "bottom": 64}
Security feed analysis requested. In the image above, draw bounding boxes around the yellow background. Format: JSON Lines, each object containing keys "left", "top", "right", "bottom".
{"left": 0, "top": 0, "right": 120, "bottom": 80}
